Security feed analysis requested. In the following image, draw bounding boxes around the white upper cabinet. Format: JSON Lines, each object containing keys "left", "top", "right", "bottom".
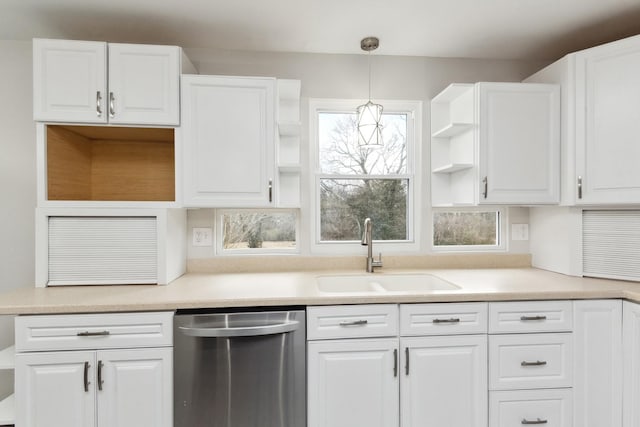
{"left": 431, "top": 82, "right": 560, "bottom": 206}
{"left": 33, "top": 39, "right": 107, "bottom": 123}
{"left": 181, "top": 75, "right": 276, "bottom": 207}
{"left": 33, "top": 39, "right": 182, "bottom": 126}
{"left": 575, "top": 36, "right": 640, "bottom": 204}
{"left": 478, "top": 83, "right": 560, "bottom": 204}
{"left": 526, "top": 34, "right": 640, "bottom": 205}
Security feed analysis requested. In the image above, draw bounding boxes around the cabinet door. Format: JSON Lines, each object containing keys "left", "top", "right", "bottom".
{"left": 108, "top": 44, "right": 180, "bottom": 126}
{"left": 308, "top": 338, "right": 399, "bottom": 427}
{"left": 401, "top": 335, "right": 487, "bottom": 427}
{"left": 624, "top": 301, "right": 640, "bottom": 427}
{"left": 478, "top": 82, "right": 560, "bottom": 204}
{"left": 573, "top": 300, "right": 622, "bottom": 427}
{"left": 15, "top": 351, "right": 96, "bottom": 427}
{"left": 575, "top": 36, "right": 640, "bottom": 204}
{"left": 96, "top": 348, "right": 172, "bottom": 427}
{"left": 182, "top": 75, "right": 276, "bottom": 207}
{"left": 33, "top": 39, "right": 107, "bottom": 123}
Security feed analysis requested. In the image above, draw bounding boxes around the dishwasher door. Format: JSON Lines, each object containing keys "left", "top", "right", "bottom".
{"left": 174, "top": 310, "right": 306, "bottom": 427}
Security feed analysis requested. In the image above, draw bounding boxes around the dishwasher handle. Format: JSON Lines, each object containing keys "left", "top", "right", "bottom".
{"left": 179, "top": 320, "right": 300, "bottom": 337}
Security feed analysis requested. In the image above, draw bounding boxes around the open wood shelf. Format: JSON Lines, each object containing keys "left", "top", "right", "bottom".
{"left": 46, "top": 125, "right": 175, "bottom": 202}
{"left": 431, "top": 122, "right": 473, "bottom": 138}
{"left": 432, "top": 163, "right": 474, "bottom": 174}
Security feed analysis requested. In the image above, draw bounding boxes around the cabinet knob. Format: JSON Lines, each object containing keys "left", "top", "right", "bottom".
{"left": 96, "top": 91, "right": 102, "bottom": 117}
{"left": 109, "top": 92, "right": 115, "bottom": 118}
{"left": 482, "top": 176, "right": 488, "bottom": 199}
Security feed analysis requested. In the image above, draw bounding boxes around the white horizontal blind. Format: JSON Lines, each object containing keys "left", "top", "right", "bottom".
{"left": 583, "top": 211, "right": 640, "bottom": 281}
{"left": 48, "top": 217, "right": 157, "bottom": 285}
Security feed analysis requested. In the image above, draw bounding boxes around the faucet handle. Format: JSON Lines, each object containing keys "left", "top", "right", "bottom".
{"left": 372, "top": 252, "right": 383, "bottom": 268}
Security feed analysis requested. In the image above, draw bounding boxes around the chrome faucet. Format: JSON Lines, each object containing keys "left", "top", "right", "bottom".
{"left": 361, "top": 217, "right": 383, "bottom": 273}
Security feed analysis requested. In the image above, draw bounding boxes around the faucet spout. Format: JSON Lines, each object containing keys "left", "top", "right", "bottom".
{"left": 361, "top": 217, "right": 383, "bottom": 273}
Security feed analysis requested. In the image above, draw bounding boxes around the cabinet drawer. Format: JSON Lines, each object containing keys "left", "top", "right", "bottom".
{"left": 400, "top": 302, "right": 488, "bottom": 336}
{"left": 15, "top": 311, "right": 174, "bottom": 352}
{"left": 489, "top": 301, "right": 572, "bottom": 333}
{"left": 490, "top": 389, "right": 572, "bottom": 427}
{"left": 307, "top": 305, "right": 398, "bottom": 340}
{"left": 489, "top": 333, "right": 573, "bottom": 390}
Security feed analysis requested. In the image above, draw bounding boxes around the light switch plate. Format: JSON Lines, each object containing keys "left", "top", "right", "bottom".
{"left": 511, "top": 223, "right": 529, "bottom": 241}
{"left": 192, "top": 227, "right": 213, "bottom": 246}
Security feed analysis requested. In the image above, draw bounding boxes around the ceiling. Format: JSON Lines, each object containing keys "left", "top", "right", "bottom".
{"left": 3, "top": 0, "right": 640, "bottom": 60}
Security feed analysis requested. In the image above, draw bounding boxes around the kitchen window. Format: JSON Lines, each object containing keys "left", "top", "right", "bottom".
{"left": 309, "top": 99, "right": 421, "bottom": 253}
{"left": 431, "top": 208, "right": 505, "bottom": 251}
{"left": 216, "top": 209, "right": 299, "bottom": 254}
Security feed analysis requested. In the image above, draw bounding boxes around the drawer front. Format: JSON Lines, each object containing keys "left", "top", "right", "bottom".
{"left": 490, "top": 389, "right": 572, "bottom": 427}
{"left": 489, "top": 301, "right": 572, "bottom": 333}
{"left": 307, "top": 305, "right": 398, "bottom": 340}
{"left": 400, "top": 302, "right": 488, "bottom": 336}
{"left": 15, "top": 311, "right": 174, "bottom": 352}
{"left": 489, "top": 333, "right": 573, "bottom": 390}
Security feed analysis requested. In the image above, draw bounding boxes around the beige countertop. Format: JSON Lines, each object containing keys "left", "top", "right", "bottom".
{"left": 1, "top": 267, "right": 640, "bottom": 315}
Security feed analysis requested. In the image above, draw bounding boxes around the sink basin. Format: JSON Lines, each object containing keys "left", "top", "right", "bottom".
{"left": 316, "top": 273, "right": 459, "bottom": 294}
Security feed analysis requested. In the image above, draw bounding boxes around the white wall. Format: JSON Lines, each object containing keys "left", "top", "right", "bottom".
{"left": 0, "top": 40, "right": 35, "bottom": 398}
{"left": 184, "top": 48, "right": 547, "bottom": 257}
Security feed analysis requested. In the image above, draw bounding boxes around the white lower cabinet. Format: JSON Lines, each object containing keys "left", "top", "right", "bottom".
{"left": 573, "top": 300, "right": 622, "bottom": 427}
{"left": 14, "top": 312, "right": 173, "bottom": 427}
{"left": 490, "top": 388, "right": 572, "bottom": 427}
{"left": 307, "top": 338, "right": 399, "bottom": 427}
{"left": 307, "top": 303, "right": 488, "bottom": 427}
{"left": 401, "top": 335, "right": 487, "bottom": 427}
{"left": 623, "top": 301, "right": 640, "bottom": 427}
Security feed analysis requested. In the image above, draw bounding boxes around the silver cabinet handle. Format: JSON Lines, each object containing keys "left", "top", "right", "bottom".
{"left": 339, "top": 320, "right": 368, "bottom": 327}
{"left": 393, "top": 349, "right": 398, "bottom": 377}
{"left": 268, "top": 179, "right": 273, "bottom": 203}
{"left": 405, "top": 347, "right": 410, "bottom": 375}
{"left": 577, "top": 176, "right": 583, "bottom": 199}
{"left": 109, "top": 92, "right": 115, "bottom": 118}
{"left": 97, "top": 360, "right": 104, "bottom": 391}
{"left": 482, "top": 176, "right": 488, "bottom": 199}
{"left": 96, "top": 91, "right": 102, "bottom": 116}
{"left": 522, "top": 418, "right": 548, "bottom": 425}
{"left": 520, "top": 315, "right": 547, "bottom": 321}
{"left": 77, "top": 330, "right": 110, "bottom": 337}
{"left": 521, "top": 360, "right": 547, "bottom": 367}
{"left": 179, "top": 320, "right": 300, "bottom": 337}
{"left": 83, "top": 361, "right": 90, "bottom": 392}
{"left": 433, "top": 318, "right": 461, "bottom": 324}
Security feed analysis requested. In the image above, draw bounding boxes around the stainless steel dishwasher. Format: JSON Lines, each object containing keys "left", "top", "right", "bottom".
{"left": 174, "top": 308, "right": 306, "bottom": 427}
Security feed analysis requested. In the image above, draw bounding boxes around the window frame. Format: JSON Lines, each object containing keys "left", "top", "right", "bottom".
{"left": 309, "top": 98, "right": 422, "bottom": 255}
{"left": 214, "top": 208, "right": 300, "bottom": 256}
{"left": 430, "top": 206, "right": 508, "bottom": 252}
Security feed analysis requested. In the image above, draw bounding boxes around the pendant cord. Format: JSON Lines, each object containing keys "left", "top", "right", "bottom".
{"left": 367, "top": 50, "right": 372, "bottom": 102}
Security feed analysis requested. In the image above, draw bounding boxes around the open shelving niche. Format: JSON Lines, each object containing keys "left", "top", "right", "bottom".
{"left": 430, "top": 83, "right": 478, "bottom": 207}
{"left": 0, "top": 345, "right": 15, "bottom": 426}
{"left": 276, "top": 79, "right": 302, "bottom": 207}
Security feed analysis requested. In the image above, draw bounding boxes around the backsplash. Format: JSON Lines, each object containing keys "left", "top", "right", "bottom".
{"left": 187, "top": 253, "right": 531, "bottom": 274}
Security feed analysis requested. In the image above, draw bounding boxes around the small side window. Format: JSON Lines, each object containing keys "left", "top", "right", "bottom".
{"left": 217, "top": 210, "right": 298, "bottom": 254}
{"left": 432, "top": 209, "right": 503, "bottom": 250}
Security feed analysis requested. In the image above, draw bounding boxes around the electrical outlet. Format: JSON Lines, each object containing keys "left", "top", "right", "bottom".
{"left": 192, "top": 227, "right": 213, "bottom": 247}
{"left": 511, "top": 223, "right": 529, "bottom": 241}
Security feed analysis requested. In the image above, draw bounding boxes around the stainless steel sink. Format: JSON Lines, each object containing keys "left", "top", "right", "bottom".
{"left": 316, "top": 273, "right": 459, "bottom": 294}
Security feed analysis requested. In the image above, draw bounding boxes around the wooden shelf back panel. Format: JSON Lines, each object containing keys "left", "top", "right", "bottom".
{"left": 91, "top": 140, "right": 174, "bottom": 201}
{"left": 47, "top": 125, "right": 175, "bottom": 202}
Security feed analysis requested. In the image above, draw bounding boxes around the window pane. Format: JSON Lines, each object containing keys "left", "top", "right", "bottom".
{"left": 433, "top": 211, "right": 499, "bottom": 246}
{"left": 320, "top": 178, "right": 408, "bottom": 241}
{"left": 318, "top": 112, "right": 407, "bottom": 175}
{"left": 222, "top": 211, "right": 296, "bottom": 250}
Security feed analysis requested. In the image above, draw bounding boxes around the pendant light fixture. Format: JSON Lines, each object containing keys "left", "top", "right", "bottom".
{"left": 357, "top": 36, "right": 383, "bottom": 148}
